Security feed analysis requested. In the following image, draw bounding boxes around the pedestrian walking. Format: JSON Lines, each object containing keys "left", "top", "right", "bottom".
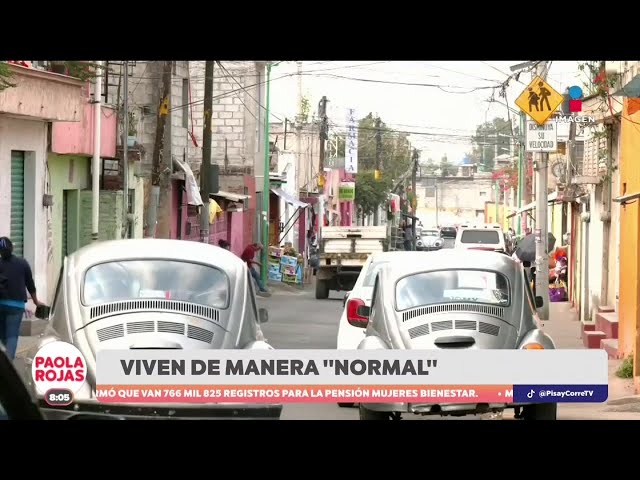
{"left": 403, "top": 221, "right": 413, "bottom": 251}
{"left": 0, "top": 237, "right": 43, "bottom": 359}
{"left": 240, "top": 243, "right": 270, "bottom": 296}
{"left": 218, "top": 239, "right": 230, "bottom": 250}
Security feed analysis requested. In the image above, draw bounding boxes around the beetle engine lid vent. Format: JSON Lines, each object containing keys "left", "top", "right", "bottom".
{"left": 90, "top": 299, "right": 220, "bottom": 323}
{"left": 402, "top": 303, "right": 505, "bottom": 322}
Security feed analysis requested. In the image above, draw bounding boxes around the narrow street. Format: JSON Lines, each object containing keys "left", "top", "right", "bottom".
{"left": 259, "top": 282, "right": 640, "bottom": 420}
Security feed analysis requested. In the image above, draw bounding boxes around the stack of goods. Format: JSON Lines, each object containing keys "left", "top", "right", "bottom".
{"left": 267, "top": 246, "right": 283, "bottom": 282}
{"left": 267, "top": 246, "right": 303, "bottom": 284}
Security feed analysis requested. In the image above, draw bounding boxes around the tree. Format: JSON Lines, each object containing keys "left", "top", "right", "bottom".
{"left": 422, "top": 157, "right": 437, "bottom": 175}
{"left": 354, "top": 171, "right": 392, "bottom": 223}
{"left": 300, "top": 95, "right": 311, "bottom": 123}
{"left": 334, "top": 113, "right": 413, "bottom": 219}
{"left": 439, "top": 154, "right": 455, "bottom": 177}
{"left": 470, "top": 117, "right": 512, "bottom": 171}
{"left": 350, "top": 113, "right": 412, "bottom": 179}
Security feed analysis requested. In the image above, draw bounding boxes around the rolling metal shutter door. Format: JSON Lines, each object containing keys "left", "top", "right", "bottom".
{"left": 62, "top": 191, "right": 68, "bottom": 257}
{"left": 10, "top": 151, "right": 25, "bottom": 257}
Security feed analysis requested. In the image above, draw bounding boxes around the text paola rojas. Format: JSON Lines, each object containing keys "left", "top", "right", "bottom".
{"left": 34, "top": 356, "right": 86, "bottom": 382}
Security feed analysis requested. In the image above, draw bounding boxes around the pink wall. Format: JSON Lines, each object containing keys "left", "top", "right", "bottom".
{"left": 51, "top": 103, "right": 117, "bottom": 158}
{"left": 171, "top": 182, "right": 181, "bottom": 239}
{"left": 230, "top": 213, "right": 244, "bottom": 256}
{"left": 177, "top": 173, "right": 256, "bottom": 252}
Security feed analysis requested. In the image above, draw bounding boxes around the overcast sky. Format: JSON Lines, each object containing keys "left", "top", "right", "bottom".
{"left": 269, "top": 61, "right": 589, "bottom": 164}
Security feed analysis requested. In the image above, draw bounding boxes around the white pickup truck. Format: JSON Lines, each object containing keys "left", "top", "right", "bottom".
{"left": 315, "top": 226, "right": 387, "bottom": 299}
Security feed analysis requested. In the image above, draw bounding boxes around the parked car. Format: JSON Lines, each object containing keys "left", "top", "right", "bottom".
{"left": 354, "top": 249, "right": 557, "bottom": 421}
{"left": 18, "top": 239, "right": 281, "bottom": 420}
{"left": 454, "top": 224, "right": 507, "bottom": 253}
{"left": 416, "top": 229, "right": 444, "bottom": 251}
{"left": 336, "top": 251, "right": 419, "bottom": 408}
{"left": 440, "top": 226, "right": 457, "bottom": 239}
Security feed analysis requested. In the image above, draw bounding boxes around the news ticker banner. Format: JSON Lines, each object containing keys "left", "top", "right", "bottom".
{"left": 85, "top": 349, "right": 608, "bottom": 404}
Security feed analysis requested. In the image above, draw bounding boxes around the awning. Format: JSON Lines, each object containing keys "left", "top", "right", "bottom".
{"left": 506, "top": 192, "right": 559, "bottom": 219}
{"left": 271, "top": 188, "right": 308, "bottom": 209}
{"left": 210, "top": 190, "right": 250, "bottom": 203}
{"left": 612, "top": 74, "right": 640, "bottom": 97}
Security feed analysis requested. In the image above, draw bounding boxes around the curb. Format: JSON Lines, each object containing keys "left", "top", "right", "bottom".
{"left": 606, "top": 395, "right": 640, "bottom": 406}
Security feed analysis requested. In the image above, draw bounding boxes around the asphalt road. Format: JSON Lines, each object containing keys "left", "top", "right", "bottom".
{"left": 259, "top": 281, "right": 640, "bottom": 421}
{"left": 259, "top": 284, "right": 499, "bottom": 420}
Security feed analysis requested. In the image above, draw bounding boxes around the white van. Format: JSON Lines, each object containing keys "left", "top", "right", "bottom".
{"left": 454, "top": 225, "right": 506, "bottom": 252}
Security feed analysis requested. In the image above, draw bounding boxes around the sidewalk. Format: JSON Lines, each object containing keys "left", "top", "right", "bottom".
{"left": 544, "top": 301, "right": 640, "bottom": 417}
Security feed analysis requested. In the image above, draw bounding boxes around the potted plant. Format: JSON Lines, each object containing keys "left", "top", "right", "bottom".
{"left": 127, "top": 110, "right": 137, "bottom": 147}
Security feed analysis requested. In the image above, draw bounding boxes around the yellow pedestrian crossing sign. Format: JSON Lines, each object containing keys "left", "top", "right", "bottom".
{"left": 514, "top": 76, "right": 564, "bottom": 125}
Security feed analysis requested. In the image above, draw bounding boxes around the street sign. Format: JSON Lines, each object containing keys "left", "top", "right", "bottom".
{"left": 345, "top": 107, "right": 358, "bottom": 173}
{"left": 514, "top": 76, "right": 564, "bottom": 125}
{"left": 525, "top": 120, "right": 557, "bottom": 152}
{"left": 326, "top": 157, "right": 345, "bottom": 169}
{"left": 338, "top": 182, "right": 355, "bottom": 201}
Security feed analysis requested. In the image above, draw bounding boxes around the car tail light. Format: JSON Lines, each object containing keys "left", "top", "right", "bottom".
{"left": 347, "top": 298, "right": 369, "bottom": 328}
{"left": 522, "top": 342, "right": 545, "bottom": 350}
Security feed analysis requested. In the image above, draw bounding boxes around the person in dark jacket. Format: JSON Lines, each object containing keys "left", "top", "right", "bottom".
{"left": 0, "top": 237, "right": 43, "bottom": 359}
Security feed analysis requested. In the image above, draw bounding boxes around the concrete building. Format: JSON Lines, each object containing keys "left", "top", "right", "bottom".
{"left": 0, "top": 63, "right": 85, "bottom": 304}
{"left": 187, "top": 61, "right": 266, "bottom": 250}
{"left": 48, "top": 79, "right": 121, "bottom": 282}
{"left": 415, "top": 172, "right": 495, "bottom": 227}
{"left": 270, "top": 120, "right": 321, "bottom": 195}
{"left": 104, "top": 61, "right": 192, "bottom": 239}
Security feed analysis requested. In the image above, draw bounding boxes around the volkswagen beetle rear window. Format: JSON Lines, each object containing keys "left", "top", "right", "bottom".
{"left": 460, "top": 230, "right": 500, "bottom": 244}
{"left": 82, "top": 260, "right": 229, "bottom": 308}
{"left": 395, "top": 269, "right": 510, "bottom": 311}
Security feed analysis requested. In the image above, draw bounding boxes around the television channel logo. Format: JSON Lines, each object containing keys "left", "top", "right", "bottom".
{"left": 567, "top": 86, "right": 584, "bottom": 113}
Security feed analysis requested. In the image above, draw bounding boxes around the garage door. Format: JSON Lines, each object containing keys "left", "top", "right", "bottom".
{"left": 10, "top": 151, "right": 25, "bottom": 257}
{"left": 62, "top": 190, "right": 68, "bottom": 258}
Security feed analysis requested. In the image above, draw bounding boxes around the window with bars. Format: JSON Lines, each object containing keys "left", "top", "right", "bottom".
{"left": 580, "top": 136, "right": 605, "bottom": 177}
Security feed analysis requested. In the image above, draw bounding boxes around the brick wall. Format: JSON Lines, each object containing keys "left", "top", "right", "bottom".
{"left": 105, "top": 61, "right": 191, "bottom": 169}
{"left": 187, "top": 61, "right": 265, "bottom": 174}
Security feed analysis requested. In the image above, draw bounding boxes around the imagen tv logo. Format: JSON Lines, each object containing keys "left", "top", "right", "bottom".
{"left": 555, "top": 85, "right": 595, "bottom": 124}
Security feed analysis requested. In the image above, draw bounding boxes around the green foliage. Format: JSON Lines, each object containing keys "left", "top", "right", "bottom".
{"left": 355, "top": 113, "right": 412, "bottom": 178}
{"left": 616, "top": 355, "right": 634, "bottom": 379}
{"left": 347, "top": 113, "right": 413, "bottom": 215}
{"left": 0, "top": 61, "right": 104, "bottom": 94}
{"left": 439, "top": 154, "right": 455, "bottom": 176}
{"left": 470, "top": 117, "right": 512, "bottom": 171}
{"left": 63, "top": 61, "right": 104, "bottom": 81}
{"left": 0, "top": 62, "right": 16, "bottom": 91}
{"left": 421, "top": 157, "right": 437, "bottom": 175}
{"left": 300, "top": 96, "right": 310, "bottom": 123}
{"left": 354, "top": 170, "right": 393, "bottom": 217}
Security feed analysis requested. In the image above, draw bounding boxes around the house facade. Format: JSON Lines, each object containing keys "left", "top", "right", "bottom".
{"left": 187, "top": 61, "right": 266, "bottom": 252}
{"left": 0, "top": 63, "right": 85, "bottom": 303}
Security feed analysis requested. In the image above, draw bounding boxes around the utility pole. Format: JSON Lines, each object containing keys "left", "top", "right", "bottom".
{"left": 146, "top": 61, "right": 172, "bottom": 238}
{"left": 261, "top": 63, "right": 273, "bottom": 283}
{"left": 91, "top": 61, "right": 103, "bottom": 242}
{"left": 534, "top": 61, "right": 551, "bottom": 320}
{"left": 373, "top": 117, "right": 382, "bottom": 225}
{"left": 517, "top": 111, "right": 525, "bottom": 235}
{"left": 411, "top": 148, "right": 419, "bottom": 250}
{"left": 295, "top": 62, "right": 305, "bottom": 191}
{"left": 200, "top": 61, "right": 215, "bottom": 243}
{"left": 317, "top": 95, "right": 328, "bottom": 232}
{"left": 121, "top": 61, "right": 130, "bottom": 239}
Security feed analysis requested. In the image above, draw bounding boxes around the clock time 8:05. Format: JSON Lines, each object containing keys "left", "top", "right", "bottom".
{"left": 45, "top": 389, "right": 74, "bottom": 406}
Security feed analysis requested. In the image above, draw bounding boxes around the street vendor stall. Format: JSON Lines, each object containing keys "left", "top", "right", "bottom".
{"left": 267, "top": 245, "right": 303, "bottom": 285}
